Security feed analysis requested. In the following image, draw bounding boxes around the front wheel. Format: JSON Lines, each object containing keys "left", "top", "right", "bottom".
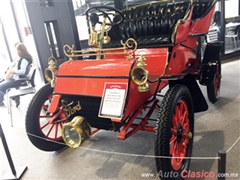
{"left": 25, "top": 83, "right": 67, "bottom": 151}
{"left": 207, "top": 59, "right": 221, "bottom": 103}
{"left": 155, "top": 84, "right": 194, "bottom": 180}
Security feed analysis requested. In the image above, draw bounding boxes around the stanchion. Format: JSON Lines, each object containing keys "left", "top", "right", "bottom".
{"left": 218, "top": 150, "right": 226, "bottom": 180}
{"left": 0, "top": 123, "right": 27, "bottom": 180}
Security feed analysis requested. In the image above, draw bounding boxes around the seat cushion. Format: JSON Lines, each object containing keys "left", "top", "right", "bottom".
{"left": 104, "top": 1, "right": 190, "bottom": 48}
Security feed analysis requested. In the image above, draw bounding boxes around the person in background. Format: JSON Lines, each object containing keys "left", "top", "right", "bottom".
{"left": 210, "top": 11, "right": 221, "bottom": 41}
{"left": 0, "top": 42, "right": 33, "bottom": 107}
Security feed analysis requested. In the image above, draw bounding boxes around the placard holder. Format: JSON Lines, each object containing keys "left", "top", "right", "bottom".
{"left": 99, "top": 83, "right": 128, "bottom": 119}
{"left": 0, "top": 123, "right": 27, "bottom": 180}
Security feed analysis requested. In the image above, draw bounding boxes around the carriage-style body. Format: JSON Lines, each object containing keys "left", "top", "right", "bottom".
{"left": 26, "top": 0, "right": 222, "bottom": 179}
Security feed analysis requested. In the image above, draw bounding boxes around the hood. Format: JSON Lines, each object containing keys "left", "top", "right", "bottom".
{"left": 57, "top": 58, "right": 135, "bottom": 77}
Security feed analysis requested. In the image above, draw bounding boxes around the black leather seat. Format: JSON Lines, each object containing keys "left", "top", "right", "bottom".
{"left": 191, "top": 0, "right": 215, "bottom": 20}
{"left": 104, "top": 1, "right": 190, "bottom": 48}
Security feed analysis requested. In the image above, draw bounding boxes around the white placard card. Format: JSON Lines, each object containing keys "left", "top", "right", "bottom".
{"left": 99, "top": 83, "right": 127, "bottom": 118}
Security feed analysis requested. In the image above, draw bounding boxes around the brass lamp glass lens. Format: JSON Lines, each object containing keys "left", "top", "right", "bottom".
{"left": 132, "top": 67, "right": 148, "bottom": 85}
{"left": 63, "top": 126, "right": 82, "bottom": 148}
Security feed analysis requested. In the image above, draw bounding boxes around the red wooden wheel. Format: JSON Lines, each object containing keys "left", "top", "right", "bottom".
{"left": 39, "top": 95, "right": 66, "bottom": 141}
{"left": 170, "top": 99, "right": 190, "bottom": 171}
{"left": 155, "top": 84, "right": 194, "bottom": 180}
{"left": 26, "top": 84, "right": 66, "bottom": 151}
{"left": 207, "top": 59, "right": 221, "bottom": 103}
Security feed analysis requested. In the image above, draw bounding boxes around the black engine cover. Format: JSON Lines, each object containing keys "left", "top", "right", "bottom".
{"left": 62, "top": 95, "right": 116, "bottom": 130}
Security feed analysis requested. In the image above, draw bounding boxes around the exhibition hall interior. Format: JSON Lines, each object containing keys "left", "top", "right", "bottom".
{"left": 1, "top": 0, "right": 240, "bottom": 179}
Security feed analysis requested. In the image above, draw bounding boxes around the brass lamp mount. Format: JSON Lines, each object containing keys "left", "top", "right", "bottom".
{"left": 137, "top": 55, "right": 147, "bottom": 68}
{"left": 88, "top": 13, "right": 100, "bottom": 48}
{"left": 44, "top": 57, "right": 57, "bottom": 87}
{"left": 131, "top": 55, "right": 150, "bottom": 92}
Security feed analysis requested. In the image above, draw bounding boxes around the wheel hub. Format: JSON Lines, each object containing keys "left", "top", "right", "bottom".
{"left": 177, "top": 124, "right": 183, "bottom": 143}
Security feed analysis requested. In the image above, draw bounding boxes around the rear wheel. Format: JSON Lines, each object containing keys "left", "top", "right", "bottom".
{"left": 207, "top": 59, "right": 221, "bottom": 103}
{"left": 25, "top": 83, "right": 66, "bottom": 151}
{"left": 155, "top": 84, "right": 194, "bottom": 180}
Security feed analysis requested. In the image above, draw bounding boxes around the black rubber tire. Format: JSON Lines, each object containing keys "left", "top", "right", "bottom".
{"left": 25, "top": 83, "right": 66, "bottom": 151}
{"left": 207, "top": 59, "right": 221, "bottom": 103}
{"left": 155, "top": 84, "right": 194, "bottom": 180}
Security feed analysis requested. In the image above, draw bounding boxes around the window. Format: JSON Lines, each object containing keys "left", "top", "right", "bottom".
{"left": 40, "top": 0, "right": 54, "bottom": 7}
{"left": 225, "top": 0, "right": 239, "bottom": 18}
{"left": 44, "top": 21, "right": 62, "bottom": 58}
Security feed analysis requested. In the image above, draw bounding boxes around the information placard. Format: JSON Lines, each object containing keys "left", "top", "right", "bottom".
{"left": 99, "top": 83, "right": 127, "bottom": 119}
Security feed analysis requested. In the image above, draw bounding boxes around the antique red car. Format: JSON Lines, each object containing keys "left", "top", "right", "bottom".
{"left": 26, "top": 0, "right": 221, "bottom": 179}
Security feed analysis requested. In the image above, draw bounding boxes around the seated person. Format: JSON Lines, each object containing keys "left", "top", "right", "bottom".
{"left": 0, "top": 42, "right": 33, "bottom": 107}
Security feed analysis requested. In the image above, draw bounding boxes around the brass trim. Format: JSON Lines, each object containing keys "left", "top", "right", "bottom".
{"left": 64, "top": 38, "right": 137, "bottom": 61}
{"left": 171, "top": 0, "right": 193, "bottom": 43}
{"left": 121, "top": 0, "right": 173, "bottom": 12}
{"left": 160, "top": 50, "right": 169, "bottom": 78}
{"left": 62, "top": 100, "right": 82, "bottom": 118}
{"left": 62, "top": 116, "right": 91, "bottom": 148}
{"left": 88, "top": 27, "right": 99, "bottom": 47}
{"left": 44, "top": 57, "right": 57, "bottom": 87}
{"left": 185, "top": 132, "right": 193, "bottom": 139}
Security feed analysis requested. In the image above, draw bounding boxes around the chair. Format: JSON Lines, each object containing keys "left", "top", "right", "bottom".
{"left": 6, "top": 64, "right": 36, "bottom": 126}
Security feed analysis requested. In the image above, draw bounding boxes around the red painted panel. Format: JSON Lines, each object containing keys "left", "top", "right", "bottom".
{"left": 123, "top": 80, "right": 160, "bottom": 119}
{"left": 54, "top": 48, "right": 169, "bottom": 119}
{"left": 48, "top": 94, "right": 61, "bottom": 113}
{"left": 134, "top": 48, "right": 169, "bottom": 81}
{"left": 174, "top": 8, "right": 193, "bottom": 44}
{"left": 189, "top": 6, "right": 216, "bottom": 35}
{"left": 165, "top": 37, "right": 197, "bottom": 76}
{"left": 57, "top": 58, "right": 135, "bottom": 77}
{"left": 54, "top": 78, "right": 129, "bottom": 97}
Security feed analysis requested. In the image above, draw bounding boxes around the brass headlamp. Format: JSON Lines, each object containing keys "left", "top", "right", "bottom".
{"left": 131, "top": 55, "right": 149, "bottom": 92}
{"left": 88, "top": 27, "right": 99, "bottom": 47}
{"left": 44, "top": 57, "right": 57, "bottom": 87}
{"left": 62, "top": 116, "right": 91, "bottom": 148}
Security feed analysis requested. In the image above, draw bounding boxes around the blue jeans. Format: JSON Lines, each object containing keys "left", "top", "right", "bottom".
{"left": 0, "top": 78, "right": 24, "bottom": 103}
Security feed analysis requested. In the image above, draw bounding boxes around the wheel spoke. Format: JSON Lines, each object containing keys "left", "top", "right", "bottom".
{"left": 55, "top": 123, "right": 59, "bottom": 139}
{"left": 182, "top": 122, "right": 189, "bottom": 133}
{"left": 171, "top": 128, "right": 177, "bottom": 134}
{"left": 176, "top": 144, "right": 183, "bottom": 164}
{"left": 42, "top": 104, "right": 48, "bottom": 110}
{"left": 170, "top": 135, "right": 177, "bottom": 145}
{"left": 180, "top": 111, "right": 187, "bottom": 125}
{"left": 183, "top": 138, "right": 189, "bottom": 146}
{"left": 179, "top": 102, "right": 185, "bottom": 115}
{"left": 170, "top": 140, "right": 177, "bottom": 155}
{"left": 39, "top": 115, "right": 52, "bottom": 118}
{"left": 46, "top": 124, "right": 55, "bottom": 137}
{"left": 172, "top": 115, "right": 178, "bottom": 129}
{"left": 175, "top": 105, "right": 181, "bottom": 124}
{"left": 40, "top": 122, "right": 50, "bottom": 130}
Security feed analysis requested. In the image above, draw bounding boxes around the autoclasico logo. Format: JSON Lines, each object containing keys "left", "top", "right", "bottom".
{"left": 181, "top": 170, "right": 215, "bottom": 178}
{"left": 158, "top": 170, "right": 179, "bottom": 178}
{"left": 158, "top": 170, "right": 215, "bottom": 179}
